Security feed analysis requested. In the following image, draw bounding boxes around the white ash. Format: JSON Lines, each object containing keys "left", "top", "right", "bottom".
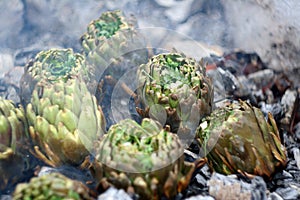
{"left": 97, "top": 187, "right": 133, "bottom": 200}
{"left": 208, "top": 173, "right": 267, "bottom": 200}
{"left": 280, "top": 89, "right": 297, "bottom": 126}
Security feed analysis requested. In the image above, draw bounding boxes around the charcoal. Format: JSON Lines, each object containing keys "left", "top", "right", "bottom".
{"left": 271, "top": 73, "right": 292, "bottom": 97}
{"left": 271, "top": 170, "right": 294, "bottom": 187}
{"left": 268, "top": 192, "right": 284, "bottom": 200}
{"left": 0, "top": 195, "right": 12, "bottom": 200}
{"left": 199, "top": 164, "right": 212, "bottom": 180}
{"left": 259, "top": 102, "right": 283, "bottom": 121}
{"left": 275, "top": 187, "right": 300, "bottom": 200}
{"left": 286, "top": 159, "right": 298, "bottom": 169}
{"left": 182, "top": 164, "right": 211, "bottom": 198}
{"left": 247, "top": 69, "right": 275, "bottom": 90}
{"left": 293, "top": 148, "right": 300, "bottom": 169}
{"left": 195, "top": 174, "right": 207, "bottom": 188}
{"left": 295, "top": 123, "right": 300, "bottom": 141}
{"left": 222, "top": 51, "right": 267, "bottom": 76}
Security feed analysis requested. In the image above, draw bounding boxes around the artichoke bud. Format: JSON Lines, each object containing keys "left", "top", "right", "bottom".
{"left": 20, "top": 48, "right": 89, "bottom": 105}
{"left": 196, "top": 100, "right": 287, "bottom": 179}
{"left": 13, "top": 173, "right": 94, "bottom": 200}
{"left": 81, "top": 10, "right": 148, "bottom": 89}
{"left": 0, "top": 98, "right": 31, "bottom": 191}
{"left": 92, "top": 118, "right": 195, "bottom": 199}
{"left": 137, "top": 52, "right": 213, "bottom": 133}
{"left": 27, "top": 79, "right": 106, "bottom": 167}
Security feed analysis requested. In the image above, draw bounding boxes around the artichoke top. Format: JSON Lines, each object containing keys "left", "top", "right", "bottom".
{"left": 81, "top": 10, "right": 139, "bottom": 56}
{"left": 92, "top": 118, "right": 195, "bottom": 199}
{"left": 80, "top": 10, "right": 147, "bottom": 90}
{"left": 139, "top": 53, "right": 207, "bottom": 108}
{"left": 20, "top": 48, "right": 90, "bottom": 105}
{"left": 137, "top": 52, "right": 213, "bottom": 133}
{"left": 96, "top": 118, "right": 183, "bottom": 173}
{"left": 143, "top": 53, "right": 205, "bottom": 99}
{"left": 83, "top": 10, "right": 133, "bottom": 42}
{"left": 13, "top": 173, "right": 94, "bottom": 200}
{"left": 196, "top": 100, "right": 287, "bottom": 179}
{"left": 91, "top": 10, "right": 132, "bottom": 39}
{"left": 26, "top": 48, "right": 88, "bottom": 84}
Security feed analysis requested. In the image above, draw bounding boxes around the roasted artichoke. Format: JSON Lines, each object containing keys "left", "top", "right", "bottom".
{"left": 137, "top": 52, "right": 213, "bottom": 134}
{"left": 196, "top": 100, "right": 287, "bottom": 179}
{"left": 21, "top": 48, "right": 106, "bottom": 167}
{"left": 80, "top": 10, "right": 148, "bottom": 128}
{"left": 13, "top": 173, "right": 93, "bottom": 200}
{"left": 81, "top": 10, "right": 147, "bottom": 87}
{"left": 0, "top": 98, "right": 30, "bottom": 191}
{"left": 91, "top": 118, "right": 195, "bottom": 200}
{"left": 26, "top": 78, "right": 106, "bottom": 167}
{"left": 20, "top": 48, "right": 89, "bottom": 105}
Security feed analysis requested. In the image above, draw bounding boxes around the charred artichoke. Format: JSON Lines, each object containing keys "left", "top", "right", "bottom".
{"left": 196, "top": 100, "right": 287, "bottom": 179}
{"left": 137, "top": 52, "right": 213, "bottom": 134}
{"left": 20, "top": 48, "right": 89, "bottom": 105}
{"left": 81, "top": 10, "right": 147, "bottom": 86}
{"left": 26, "top": 78, "right": 106, "bottom": 167}
{"left": 13, "top": 173, "right": 93, "bottom": 200}
{"left": 0, "top": 98, "right": 30, "bottom": 191}
{"left": 91, "top": 118, "right": 195, "bottom": 200}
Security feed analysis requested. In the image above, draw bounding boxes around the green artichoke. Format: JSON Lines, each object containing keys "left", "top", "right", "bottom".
{"left": 13, "top": 173, "right": 94, "bottom": 200}
{"left": 137, "top": 52, "right": 213, "bottom": 134}
{"left": 91, "top": 118, "right": 195, "bottom": 200}
{"left": 26, "top": 78, "right": 106, "bottom": 167}
{"left": 20, "top": 48, "right": 89, "bottom": 105}
{"left": 80, "top": 10, "right": 147, "bottom": 86}
{"left": 196, "top": 100, "right": 287, "bottom": 179}
{"left": 0, "top": 98, "right": 30, "bottom": 191}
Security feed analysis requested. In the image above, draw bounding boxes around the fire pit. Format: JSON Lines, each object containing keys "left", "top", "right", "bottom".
{"left": 1, "top": 1, "right": 300, "bottom": 199}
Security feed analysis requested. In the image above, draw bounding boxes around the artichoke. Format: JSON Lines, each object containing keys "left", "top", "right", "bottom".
{"left": 137, "top": 52, "right": 213, "bottom": 134}
{"left": 20, "top": 48, "right": 89, "bottom": 105}
{"left": 80, "top": 10, "right": 147, "bottom": 87}
{"left": 21, "top": 48, "right": 106, "bottom": 167}
{"left": 91, "top": 118, "right": 195, "bottom": 200}
{"left": 26, "top": 78, "right": 106, "bottom": 167}
{"left": 196, "top": 100, "right": 287, "bottom": 179}
{"left": 0, "top": 98, "right": 30, "bottom": 191}
{"left": 13, "top": 173, "right": 93, "bottom": 200}
{"left": 80, "top": 10, "right": 148, "bottom": 127}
